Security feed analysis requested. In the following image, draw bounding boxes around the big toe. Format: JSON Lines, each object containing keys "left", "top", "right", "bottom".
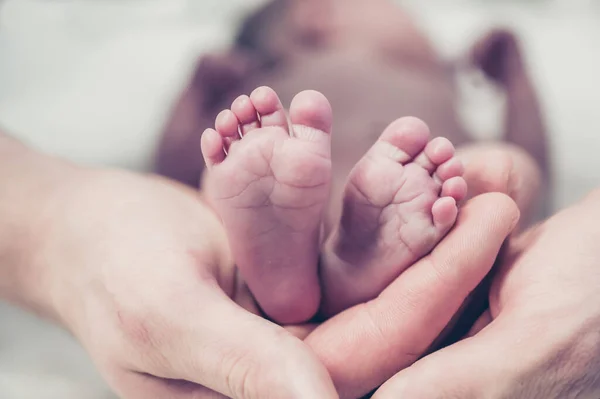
{"left": 289, "top": 90, "right": 333, "bottom": 137}
{"left": 375, "top": 117, "right": 431, "bottom": 163}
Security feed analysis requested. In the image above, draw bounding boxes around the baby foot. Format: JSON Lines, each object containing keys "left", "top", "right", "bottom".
{"left": 321, "top": 117, "right": 467, "bottom": 316}
{"left": 201, "top": 87, "right": 332, "bottom": 324}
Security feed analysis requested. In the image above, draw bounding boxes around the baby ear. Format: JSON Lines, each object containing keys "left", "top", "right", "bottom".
{"left": 154, "top": 51, "right": 256, "bottom": 186}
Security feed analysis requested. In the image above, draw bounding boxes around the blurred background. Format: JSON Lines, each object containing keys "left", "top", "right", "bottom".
{"left": 0, "top": 0, "right": 599, "bottom": 397}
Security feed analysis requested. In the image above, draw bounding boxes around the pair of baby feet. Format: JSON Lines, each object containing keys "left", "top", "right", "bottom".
{"left": 201, "top": 87, "right": 467, "bottom": 324}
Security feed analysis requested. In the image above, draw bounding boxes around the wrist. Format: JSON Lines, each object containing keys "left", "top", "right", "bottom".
{"left": 0, "top": 135, "right": 89, "bottom": 321}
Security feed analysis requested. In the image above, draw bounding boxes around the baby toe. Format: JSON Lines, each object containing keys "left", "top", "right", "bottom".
{"left": 232, "top": 94, "right": 260, "bottom": 136}
{"left": 435, "top": 157, "right": 465, "bottom": 182}
{"left": 441, "top": 177, "right": 468, "bottom": 203}
{"left": 375, "top": 117, "right": 430, "bottom": 164}
{"left": 289, "top": 90, "right": 333, "bottom": 138}
{"left": 432, "top": 197, "right": 458, "bottom": 230}
{"left": 415, "top": 137, "right": 456, "bottom": 174}
{"left": 250, "top": 86, "right": 289, "bottom": 132}
{"left": 201, "top": 128, "right": 226, "bottom": 168}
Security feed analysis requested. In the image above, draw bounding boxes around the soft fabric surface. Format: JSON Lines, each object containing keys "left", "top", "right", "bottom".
{"left": 0, "top": 1, "right": 598, "bottom": 397}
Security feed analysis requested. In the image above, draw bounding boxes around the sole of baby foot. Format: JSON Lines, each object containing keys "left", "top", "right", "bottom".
{"left": 201, "top": 86, "right": 333, "bottom": 324}
{"left": 320, "top": 117, "right": 467, "bottom": 317}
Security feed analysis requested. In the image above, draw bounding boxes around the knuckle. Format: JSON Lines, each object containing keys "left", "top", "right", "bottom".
{"left": 221, "top": 329, "right": 304, "bottom": 399}
{"left": 220, "top": 346, "right": 259, "bottom": 399}
{"left": 117, "top": 309, "right": 154, "bottom": 348}
{"left": 115, "top": 307, "right": 170, "bottom": 370}
{"left": 117, "top": 308, "right": 163, "bottom": 350}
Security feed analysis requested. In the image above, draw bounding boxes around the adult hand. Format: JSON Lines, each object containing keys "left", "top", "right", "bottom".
{"left": 374, "top": 185, "right": 600, "bottom": 397}
{"left": 19, "top": 169, "right": 337, "bottom": 399}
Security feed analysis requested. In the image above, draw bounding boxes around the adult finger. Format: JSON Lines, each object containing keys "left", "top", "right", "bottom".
{"left": 457, "top": 142, "right": 545, "bottom": 228}
{"left": 306, "top": 193, "right": 519, "bottom": 398}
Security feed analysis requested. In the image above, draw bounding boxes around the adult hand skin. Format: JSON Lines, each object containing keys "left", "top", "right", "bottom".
{"left": 0, "top": 134, "right": 337, "bottom": 399}
{"left": 374, "top": 177, "right": 600, "bottom": 397}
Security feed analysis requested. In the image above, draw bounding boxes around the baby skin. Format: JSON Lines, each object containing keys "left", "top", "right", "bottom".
{"left": 201, "top": 87, "right": 467, "bottom": 324}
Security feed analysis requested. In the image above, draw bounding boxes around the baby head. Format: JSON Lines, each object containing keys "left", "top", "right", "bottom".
{"left": 236, "top": 0, "right": 440, "bottom": 68}
{"left": 232, "top": 0, "right": 465, "bottom": 165}
{"left": 157, "top": 0, "right": 546, "bottom": 188}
